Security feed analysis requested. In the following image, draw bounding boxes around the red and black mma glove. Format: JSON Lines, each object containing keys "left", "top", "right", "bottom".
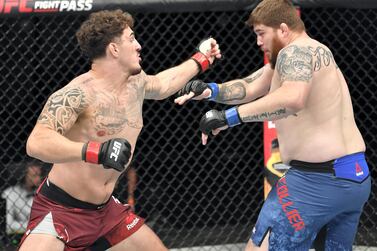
{"left": 199, "top": 107, "right": 242, "bottom": 135}
{"left": 177, "top": 79, "right": 219, "bottom": 101}
{"left": 82, "top": 138, "right": 132, "bottom": 172}
{"left": 190, "top": 38, "right": 214, "bottom": 73}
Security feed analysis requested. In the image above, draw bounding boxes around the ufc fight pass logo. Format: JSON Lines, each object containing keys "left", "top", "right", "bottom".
{"left": 0, "top": 0, "right": 93, "bottom": 14}
{"left": 110, "top": 141, "right": 122, "bottom": 161}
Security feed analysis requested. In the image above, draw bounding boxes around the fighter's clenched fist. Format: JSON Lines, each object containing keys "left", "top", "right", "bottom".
{"left": 82, "top": 138, "right": 131, "bottom": 172}
{"left": 199, "top": 107, "right": 242, "bottom": 145}
{"left": 191, "top": 37, "right": 221, "bottom": 73}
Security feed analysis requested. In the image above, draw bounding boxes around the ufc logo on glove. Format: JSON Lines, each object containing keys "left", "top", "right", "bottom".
{"left": 82, "top": 138, "right": 131, "bottom": 172}
{"left": 110, "top": 141, "right": 122, "bottom": 161}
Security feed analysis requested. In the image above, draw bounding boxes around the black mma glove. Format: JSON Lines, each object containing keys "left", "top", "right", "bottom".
{"left": 82, "top": 138, "right": 131, "bottom": 172}
{"left": 191, "top": 38, "right": 215, "bottom": 73}
{"left": 177, "top": 80, "right": 220, "bottom": 101}
{"left": 199, "top": 107, "right": 242, "bottom": 135}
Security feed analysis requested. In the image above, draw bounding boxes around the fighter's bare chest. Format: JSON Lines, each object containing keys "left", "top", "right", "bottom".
{"left": 86, "top": 87, "right": 144, "bottom": 137}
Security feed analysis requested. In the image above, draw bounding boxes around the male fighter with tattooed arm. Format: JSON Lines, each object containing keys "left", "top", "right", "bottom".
{"left": 176, "top": 0, "right": 370, "bottom": 250}
{"left": 20, "top": 9, "right": 221, "bottom": 251}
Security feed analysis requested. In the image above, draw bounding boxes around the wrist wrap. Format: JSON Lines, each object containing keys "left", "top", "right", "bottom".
{"left": 82, "top": 141, "right": 101, "bottom": 163}
{"left": 207, "top": 82, "right": 219, "bottom": 101}
{"left": 191, "top": 52, "right": 210, "bottom": 73}
{"left": 225, "top": 107, "right": 242, "bottom": 127}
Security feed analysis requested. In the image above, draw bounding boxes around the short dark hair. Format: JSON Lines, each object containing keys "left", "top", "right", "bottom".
{"left": 246, "top": 0, "right": 305, "bottom": 32}
{"left": 76, "top": 9, "right": 134, "bottom": 61}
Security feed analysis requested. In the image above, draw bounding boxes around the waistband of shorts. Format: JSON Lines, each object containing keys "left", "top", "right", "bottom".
{"left": 289, "top": 152, "right": 365, "bottom": 173}
{"left": 39, "top": 179, "right": 109, "bottom": 210}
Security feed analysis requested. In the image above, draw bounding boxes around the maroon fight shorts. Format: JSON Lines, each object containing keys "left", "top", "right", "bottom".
{"left": 19, "top": 179, "right": 144, "bottom": 251}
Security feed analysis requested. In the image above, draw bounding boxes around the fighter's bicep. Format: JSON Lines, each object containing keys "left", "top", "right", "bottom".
{"left": 245, "top": 64, "right": 274, "bottom": 96}
{"left": 144, "top": 75, "right": 162, "bottom": 100}
{"left": 37, "top": 87, "right": 89, "bottom": 134}
{"left": 136, "top": 71, "right": 160, "bottom": 100}
{"left": 243, "top": 67, "right": 265, "bottom": 84}
{"left": 276, "top": 45, "right": 313, "bottom": 84}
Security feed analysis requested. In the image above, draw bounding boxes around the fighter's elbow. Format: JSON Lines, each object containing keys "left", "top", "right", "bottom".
{"left": 280, "top": 82, "right": 309, "bottom": 113}
{"left": 26, "top": 135, "right": 38, "bottom": 158}
{"left": 286, "top": 95, "right": 306, "bottom": 113}
{"left": 26, "top": 128, "right": 46, "bottom": 158}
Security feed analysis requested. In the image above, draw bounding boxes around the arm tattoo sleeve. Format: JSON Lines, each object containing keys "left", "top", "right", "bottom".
{"left": 216, "top": 67, "right": 264, "bottom": 102}
{"left": 276, "top": 45, "right": 313, "bottom": 83}
{"left": 38, "top": 87, "right": 88, "bottom": 134}
{"left": 241, "top": 108, "right": 288, "bottom": 122}
{"left": 217, "top": 82, "right": 246, "bottom": 102}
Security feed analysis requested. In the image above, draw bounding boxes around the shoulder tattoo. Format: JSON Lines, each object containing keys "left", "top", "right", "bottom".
{"left": 38, "top": 87, "right": 88, "bottom": 134}
{"left": 276, "top": 45, "right": 313, "bottom": 83}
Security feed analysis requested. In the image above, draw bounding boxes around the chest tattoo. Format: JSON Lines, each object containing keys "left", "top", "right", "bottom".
{"left": 93, "top": 84, "right": 143, "bottom": 135}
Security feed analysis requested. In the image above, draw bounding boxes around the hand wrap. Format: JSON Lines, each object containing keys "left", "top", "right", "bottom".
{"left": 191, "top": 38, "right": 213, "bottom": 73}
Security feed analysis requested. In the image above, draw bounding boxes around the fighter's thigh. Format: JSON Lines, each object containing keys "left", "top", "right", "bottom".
{"left": 19, "top": 233, "right": 64, "bottom": 251}
{"left": 109, "top": 224, "right": 167, "bottom": 251}
{"left": 324, "top": 211, "right": 361, "bottom": 251}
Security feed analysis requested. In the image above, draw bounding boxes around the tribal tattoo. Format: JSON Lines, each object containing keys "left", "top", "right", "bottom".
{"left": 38, "top": 87, "right": 88, "bottom": 134}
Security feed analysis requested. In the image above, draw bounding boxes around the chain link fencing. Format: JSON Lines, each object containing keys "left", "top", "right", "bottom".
{"left": 0, "top": 7, "right": 376, "bottom": 250}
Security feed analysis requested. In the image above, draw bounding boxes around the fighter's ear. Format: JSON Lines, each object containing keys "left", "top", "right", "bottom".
{"left": 279, "top": 23, "right": 289, "bottom": 37}
{"left": 108, "top": 42, "right": 119, "bottom": 57}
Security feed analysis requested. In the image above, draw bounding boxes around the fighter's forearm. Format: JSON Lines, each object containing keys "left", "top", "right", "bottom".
{"left": 237, "top": 85, "right": 303, "bottom": 122}
{"left": 26, "top": 125, "right": 84, "bottom": 163}
{"left": 214, "top": 80, "right": 256, "bottom": 105}
{"left": 212, "top": 80, "right": 246, "bottom": 104}
{"left": 213, "top": 67, "right": 270, "bottom": 105}
{"left": 152, "top": 60, "right": 200, "bottom": 100}
{"left": 239, "top": 106, "right": 294, "bottom": 122}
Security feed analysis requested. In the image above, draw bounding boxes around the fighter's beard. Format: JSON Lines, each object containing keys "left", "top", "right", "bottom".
{"left": 270, "top": 37, "right": 285, "bottom": 69}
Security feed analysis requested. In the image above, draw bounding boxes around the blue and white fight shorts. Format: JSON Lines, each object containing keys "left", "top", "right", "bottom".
{"left": 251, "top": 152, "right": 371, "bottom": 251}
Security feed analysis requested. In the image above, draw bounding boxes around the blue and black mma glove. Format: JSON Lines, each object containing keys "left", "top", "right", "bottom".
{"left": 82, "top": 138, "right": 132, "bottom": 172}
{"left": 177, "top": 79, "right": 219, "bottom": 101}
{"left": 199, "top": 107, "right": 242, "bottom": 135}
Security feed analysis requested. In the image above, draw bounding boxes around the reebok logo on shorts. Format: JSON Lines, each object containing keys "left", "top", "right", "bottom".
{"left": 355, "top": 162, "right": 364, "bottom": 176}
{"left": 126, "top": 217, "right": 140, "bottom": 230}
